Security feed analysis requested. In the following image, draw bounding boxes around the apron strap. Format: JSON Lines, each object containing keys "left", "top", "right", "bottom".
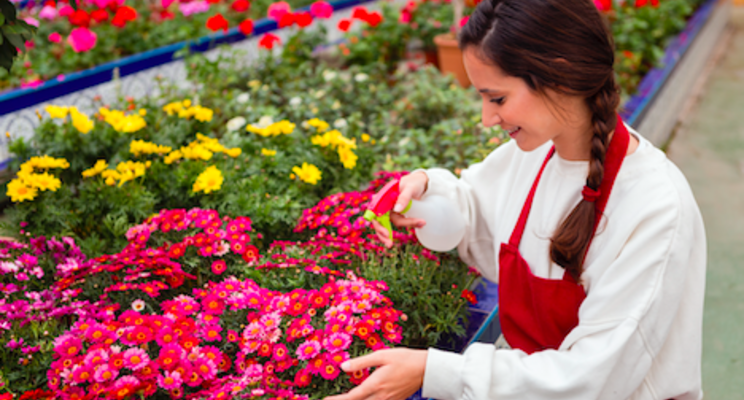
{"left": 508, "top": 147, "right": 555, "bottom": 247}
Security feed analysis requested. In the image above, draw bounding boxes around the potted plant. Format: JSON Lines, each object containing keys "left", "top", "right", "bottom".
{"left": 433, "top": 0, "right": 471, "bottom": 87}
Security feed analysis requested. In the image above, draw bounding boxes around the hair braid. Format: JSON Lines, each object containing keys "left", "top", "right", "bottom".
{"left": 550, "top": 77, "right": 619, "bottom": 281}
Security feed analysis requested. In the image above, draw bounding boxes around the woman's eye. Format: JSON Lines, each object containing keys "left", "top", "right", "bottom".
{"left": 490, "top": 97, "right": 505, "bottom": 105}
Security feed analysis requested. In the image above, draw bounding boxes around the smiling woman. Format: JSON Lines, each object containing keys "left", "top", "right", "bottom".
{"left": 343, "top": 0, "right": 706, "bottom": 399}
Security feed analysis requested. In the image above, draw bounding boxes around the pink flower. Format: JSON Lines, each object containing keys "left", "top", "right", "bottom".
{"left": 459, "top": 16, "right": 470, "bottom": 28}
{"left": 310, "top": 1, "right": 333, "bottom": 18}
{"left": 157, "top": 371, "right": 182, "bottom": 390}
{"left": 296, "top": 340, "right": 321, "bottom": 360}
{"left": 162, "top": 0, "right": 176, "bottom": 8}
{"left": 59, "top": 5, "right": 74, "bottom": 17}
{"left": 93, "top": 364, "right": 119, "bottom": 382}
{"left": 39, "top": 5, "right": 58, "bottom": 20}
{"left": 23, "top": 17, "right": 39, "bottom": 27}
{"left": 71, "top": 364, "right": 93, "bottom": 384}
{"left": 123, "top": 347, "right": 150, "bottom": 370}
{"left": 324, "top": 332, "right": 352, "bottom": 353}
{"left": 211, "top": 260, "right": 226, "bottom": 275}
{"left": 267, "top": 1, "right": 291, "bottom": 20}
{"left": 67, "top": 27, "right": 97, "bottom": 53}
{"left": 193, "top": 357, "right": 217, "bottom": 380}
{"left": 179, "top": 0, "right": 209, "bottom": 17}
{"left": 272, "top": 343, "right": 289, "bottom": 361}
{"left": 319, "top": 359, "right": 340, "bottom": 380}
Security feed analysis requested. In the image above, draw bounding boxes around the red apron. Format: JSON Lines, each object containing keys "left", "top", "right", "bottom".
{"left": 498, "top": 116, "right": 631, "bottom": 354}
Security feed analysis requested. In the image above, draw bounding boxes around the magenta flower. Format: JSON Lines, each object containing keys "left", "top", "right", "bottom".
{"left": 71, "top": 364, "right": 93, "bottom": 384}
{"left": 162, "top": 0, "right": 176, "bottom": 8}
{"left": 324, "top": 332, "right": 352, "bottom": 353}
{"left": 211, "top": 260, "right": 226, "bottom": 275}
{"left": 272, "top": 343, "right": 289, "bottom": 361}
{"left": 123, "top": 347, "right": 150, "bottom": 370}
{"left": 67, "top": 27, "right": 97, "bottom": 53}
{"left": 157, "top": 371, "right": 182, "bottom": 390}
{"left": 296, "top": 340, "right": 321, "bottom": 360}
{"left": 93, "top": 363, "right": 119, "bottom": 382}
{"left": 310, "top": 1, "right": 333, "bottom": 18}
{"left": 23, "top": 17, "right": 39, "bottom": 27}
{"left": 193, "top": 358, "right": 217, "bottom": 380}
{"left": 8, "top": 337, "right": 23, "bottom": 350}
{"left": 267, "top": 1, "right": 291, "bottom": 20}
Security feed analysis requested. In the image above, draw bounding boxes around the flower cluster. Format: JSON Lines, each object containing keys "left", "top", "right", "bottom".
{"left": 43, "top": 105, "right": 95, "bottom": 134}
{"left": 336, "top": 6, "right": 383, "bottom": 32}
{"left": 6, "top": 156, "right": 69, "bottom": 202}
{"left": 246, "top": 119, "right": 297, "bottom": 137}
{"left": 310, "top": 128, "right": 358, "bottom": 170}
{"left": 95, "top": 160, "right": 150, "bottom": 187}
{"left": 129, "top": 140, "right": 173, "bottom": 157}
{"left": 99, "top": 108, "right": 148, "bottom": 133}
{"left": 162, "top": 100, "right": 214, "bottom": 122}
{"left": 164, "top": 133, "right": 242, "bottom": 164}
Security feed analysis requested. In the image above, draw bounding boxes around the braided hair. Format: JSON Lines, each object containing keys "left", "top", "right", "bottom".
{"left": 460, "top": 0, "right": 621, "bottom": 281}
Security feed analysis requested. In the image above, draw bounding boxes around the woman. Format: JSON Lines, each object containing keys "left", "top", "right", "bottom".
{"left": 325, "top": 0, "right": 706, "bottom": 399}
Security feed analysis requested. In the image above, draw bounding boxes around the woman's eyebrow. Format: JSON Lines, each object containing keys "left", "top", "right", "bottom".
{"left": 478, "top": 88, "right": 504, "bottom": 95}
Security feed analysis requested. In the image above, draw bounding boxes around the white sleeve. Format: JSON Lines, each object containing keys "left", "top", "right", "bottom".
{"left": 422, "top": 170, "right": 703, "bottom": 400}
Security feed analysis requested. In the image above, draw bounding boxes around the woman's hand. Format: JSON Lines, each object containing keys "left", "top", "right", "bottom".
{"left": 324, "top": 348, "right": 428, "bottom": 400}
{"left": 371, "top": 171, "right": 430, "bottom": 248}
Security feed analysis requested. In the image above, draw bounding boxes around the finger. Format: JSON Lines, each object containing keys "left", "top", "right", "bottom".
{"left": 371, "top": 222, "right": 393, "bottom": 248}
{"left": 390, "top": 214, "right": 426, "bottom": 229}
{"left": 341, "top": 350, "right": 388, "bottom": 372}
{"left": 324, "top": 382, "right": 373, "bottom": 400}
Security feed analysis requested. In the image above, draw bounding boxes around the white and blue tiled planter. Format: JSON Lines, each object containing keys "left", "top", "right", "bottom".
{"left": 0, "top": 0, "right": 379, "bottom": 168}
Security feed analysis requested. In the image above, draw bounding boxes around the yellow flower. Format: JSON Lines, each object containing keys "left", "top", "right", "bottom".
{"left": 182, "top": 99, "right": 192, "bottom": 108}
{"left": 164, "top": 150, "right": 183, "bottom": 165}
{"left": 181, "top": 145, "right": 213, "bottom": 161}
{"left": 22, "top": 155, "right": 70, "bottom": 170}
{"left": 26, "top": 172, "right": 62, "bottom": 192}
{"left": 177, "top": 105, "right": 214, "bottom": 122}
{"left": 248, "top": 80, "right": 261, "bottom": 90}
{"left": 246, "top": 120, "right": 296, "bottom": 137}
{"left": 291, "top": 163, "right": 322, "bottom": 185}
{"left": 261, "top": 148, "right": 277, "bottom": 156}
{"left": 82, "top": 160, "right": 109, "bottom": 178}
{"left": 338, "top": 147, "right": 358, "bottom": 170}
{"left": 139, "top": 109, "right": 147, "bottom": 116}
{"left": 306, "top": 118, "right": 330, "bottom": 133}
{"left": 129, "top": 140, "right": 172, "bottom": 157}
{"left": 6, "top": 178, "right": 38, "bottom": 202}
{"left": 99, "top": 108, "right": 146, "bottom": 133}
{"left": 225, "top": 148, "right": 242, "bottom": 158}
{"left": 44, "top": 105, "right": 69, "bottom": 119}
{"left": 361, "top": 133, "right": 371, "bottom": 142}
{"left": 101, "top": 161, "right": 148, "bottom": 187}
{"left": 193, "top": 165, "right": 224, "bottom": 194}
{"left": 163, "top": 101, "right": 185, "bottom": 116}
{"left": 196, "top": 133, "right": 226, "bottom": 152}
{"left": 69, "top": 107, "right": 94, "bottom": 134}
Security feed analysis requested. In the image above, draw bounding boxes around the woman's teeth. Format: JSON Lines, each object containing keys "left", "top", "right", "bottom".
{"left": 507, "top": 127, "right": 521, "bottom": 136}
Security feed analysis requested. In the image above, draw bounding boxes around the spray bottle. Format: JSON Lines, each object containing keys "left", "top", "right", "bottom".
{"left": 363, "top": 180, "right": 465, "bottom": 252}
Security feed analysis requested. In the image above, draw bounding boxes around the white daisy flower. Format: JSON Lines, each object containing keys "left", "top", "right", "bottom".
{"left": 226, "top": 117, "right": 247, "bottom": 132}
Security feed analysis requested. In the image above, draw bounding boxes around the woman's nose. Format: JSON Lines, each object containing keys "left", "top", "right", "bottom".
{"left": 482, "top": 105, "right": 502, "bottom": 128}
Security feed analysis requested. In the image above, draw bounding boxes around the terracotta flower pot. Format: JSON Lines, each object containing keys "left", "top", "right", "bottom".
{"left": 434, "top": 33, "right": 471, "bottom": 88}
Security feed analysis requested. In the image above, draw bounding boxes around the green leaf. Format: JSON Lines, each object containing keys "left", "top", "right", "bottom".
{"left": 0, "top": 13, "right": 6, "bottom": 26}
{"left": 0, "top": 0, "right": 17, "bottom": 22}
{"left": 3, "top": 31, "right": 24, "bottom": 50}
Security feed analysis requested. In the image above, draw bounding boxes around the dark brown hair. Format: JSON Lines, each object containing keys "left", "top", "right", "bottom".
{"left": 459, "top": 0, "right": 620, "bottom": 281}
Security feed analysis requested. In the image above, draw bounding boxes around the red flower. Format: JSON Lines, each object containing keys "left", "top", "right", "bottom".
{"left": 348, "top": 368, "right": 370, "bottom": 385}
{"left": 351, "top": 6, "right": 369, "bottom": 20}
{"left": 593, "top": 0, "right": 612, "bottom": 11}
{"left": 294, "top": 11, "right": 313, "bottom": 28}
{"left": 278, "top": 12, "right": 295, "bottom": 28}
{"left": 90, "top": 9, "right": 109, "bottom": 23}
{"left": 68, "top": 9, "right": 90, "bottom": 27}
{"left": 206, "top": 13, "right": 230, "bottom": 32}
{"left": 231, "top": 0, "right": 250, "bottom": 12}
{"left": 257, "top": 33, "right": 280, "bottom": 50}
{"left": 365, "top": 11, "right": 382, "bottom": 27}
{"left": 111, "top": 6, "right": 137, "bottom": 28}
{"left": 635, "top": 0, "right": 657, "bottom": 6}
{"left": 461, "top": 289, "right": 477, "bottom": 304}
{"left": 337, "top": 18, "right": 352, "bottom": 32}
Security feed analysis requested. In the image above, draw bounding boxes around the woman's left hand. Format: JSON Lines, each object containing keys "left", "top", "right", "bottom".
{"left": 324, "top": 348, "right": 428, "bottom": 400}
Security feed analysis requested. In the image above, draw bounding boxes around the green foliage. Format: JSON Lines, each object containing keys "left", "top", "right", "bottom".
{"left": 0, "top": 0, "right": 37, "bottom": 72}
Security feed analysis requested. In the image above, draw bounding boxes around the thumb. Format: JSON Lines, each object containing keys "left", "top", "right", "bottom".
{"left": 341, "top": 350, "right": 388, "bottom": 372}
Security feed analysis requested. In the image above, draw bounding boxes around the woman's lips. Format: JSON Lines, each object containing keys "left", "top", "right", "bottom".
{"left": 508, "top": 127, "right": 521, "bottom": 138}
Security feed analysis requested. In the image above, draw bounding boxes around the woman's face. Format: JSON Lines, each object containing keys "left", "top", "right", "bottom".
{"left": 463, "top": 47, "right": 588, "bottom": 155}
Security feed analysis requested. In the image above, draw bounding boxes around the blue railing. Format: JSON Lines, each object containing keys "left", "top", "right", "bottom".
{"left": 0, "top": 0, "right": 374, "bottom": 116}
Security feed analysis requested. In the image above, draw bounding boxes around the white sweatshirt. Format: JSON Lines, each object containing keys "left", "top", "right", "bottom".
{"left": 420, "top": 129, "right": 706, "bottom": 400}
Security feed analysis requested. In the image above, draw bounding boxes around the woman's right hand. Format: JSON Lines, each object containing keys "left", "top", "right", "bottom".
{"left": 371, "top": 171, "right": 430, "bottom": 248}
